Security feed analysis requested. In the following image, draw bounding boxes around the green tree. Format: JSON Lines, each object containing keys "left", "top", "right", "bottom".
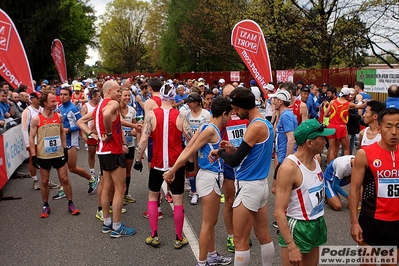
{"left": 99, "top": 0, "right": 149, "bottom": 73}
{"left": 2, "top": 0, "right": 95, "bottom": 80}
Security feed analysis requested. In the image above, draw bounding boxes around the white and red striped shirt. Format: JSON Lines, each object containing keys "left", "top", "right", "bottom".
{"left": 285, "top": 154, "right": 325, "bottom": 220}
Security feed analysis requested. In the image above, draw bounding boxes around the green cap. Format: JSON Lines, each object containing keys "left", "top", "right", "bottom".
{"left": 294, "top": 119, "right": 336, "bottom": 144}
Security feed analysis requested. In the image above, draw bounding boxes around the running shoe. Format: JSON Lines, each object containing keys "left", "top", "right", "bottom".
{"left": 184, "top": 180, "right": 191, "bottom": 192}
{"left": 166, "top": 192, "right": 173, "bottom": 203}
{"left": 142, "top": 211, "right": 163, "bottom": 219}
{"left": 109, "top": 206, "right": 127, "bottom": 214}
{"left": 68, "top": 203, "right": 80, "bottom": 215}
{"left": 96, "top": 210, "right": 104, "bottom": 221}
{"left": 220, "top": 194, "right": 225, "bottom": 203}
{"left": 145, "top": 235, "right": 160, "bottom": 247}
{"left": 33, "top": 180, "right": 40, "bottom": 190}
{"left": 124, "top": 195, "right": 136, "bottom": 203}
{"left": 191, "top": 194, "right": 199, "bottom": 205}
{"left": 40, "top": 206, "right": 51, "bottom": 218}
{"left": 272, "top": 221, "right": 278, "bottom": 229}
{"left": 102, "top": 223, "right": 113, "bottom": 234}
{"left": 52, "top": 187, "right": 66, "bottom": 200}
{"left": 111, "top": 223, "right": 136, "bottom": 238}
{"left": 174, "top": 237, "right": 188, "bottom": 249}
{"left": 226, "top": 237, "right": 234, "bottom": 253}
{"left": 88, "top": 175, "right": 99, "bottom": 194}
{"left": 48, "top": 179, "right": 60, "bottom": 189}
{"left": 207, "top": 252, "right": 232, "bottom": 266}
{"left": 84, "top": 144, "right": 88, "bottom": 151}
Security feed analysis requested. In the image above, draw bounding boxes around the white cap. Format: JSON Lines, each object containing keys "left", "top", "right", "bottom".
{"left": 198, "top": 77, "right": 205, "bottom": 82}
{"left": 270, "top": 90, "right": 291, "bottom": 102}
{"left": 61, "top": 83, "right": 71, "bottom": 89}
{"left": 219, "top": 78, "right": 225, "bottom": 84}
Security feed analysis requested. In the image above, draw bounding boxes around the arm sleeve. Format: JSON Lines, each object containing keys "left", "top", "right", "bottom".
{"left": 69, "top": 110, "right": 82, "bottom": 132}
{"left": 218, "top": 141, "right": 253, "bottom": 167}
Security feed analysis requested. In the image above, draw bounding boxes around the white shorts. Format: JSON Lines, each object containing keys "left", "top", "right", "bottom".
{"left": 233, "top": 179, "right": 269, "bottom": 212}
{"left": 196, "top": 169, "right": 223, "bottom": 198}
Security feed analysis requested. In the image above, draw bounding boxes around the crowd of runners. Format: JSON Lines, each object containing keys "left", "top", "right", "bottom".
{"left": 2, "top": 76, "right": 399, "bottom": 266}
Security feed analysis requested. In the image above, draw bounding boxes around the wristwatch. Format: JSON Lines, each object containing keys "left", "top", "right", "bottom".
{"left": 106, "top": 132, "right": 112, "bottom": 137}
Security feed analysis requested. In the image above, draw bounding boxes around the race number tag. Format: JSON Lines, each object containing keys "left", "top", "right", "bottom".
{"left": 378, "top": 178, "right": 399, "bottom": 198}
{"left": 123, "top": 126, "right": 133, "bottom": 144}
{"left": 226, "top": 124, "right": 246, "bottom": 147}
{"left": 44, "top": 136, "right": 61, "bottom": 153}
{"left": 308, "top": 183, "right": 324, "bottom": 217}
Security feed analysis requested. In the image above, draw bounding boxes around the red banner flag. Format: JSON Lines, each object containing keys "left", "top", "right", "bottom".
{"left": 0, "top": 9, "right": 34, "bottom": 93}
{"left": 51, "top": 39, "right": 67, "bottom": 83}
{"left": 231, "top": 20, "right": 272, "bottom": 95}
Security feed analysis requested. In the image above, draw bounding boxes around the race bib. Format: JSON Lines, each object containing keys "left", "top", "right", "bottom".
{"left": 308, "top": 183, "right": 324, "bottom": 217}
{"left": 378, "top": 178, "right": 399, "bottom": 198}
{"left": 44, "top": 136, "right": 61, "bottom": 153}
{"left": 123, "top": 126, "right": 133, "bottom": 144}
{"left": 226, "top": 124, "right": 246, "bottom": 147}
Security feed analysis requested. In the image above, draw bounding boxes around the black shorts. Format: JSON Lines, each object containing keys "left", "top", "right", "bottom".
{"left": 124, "top": 147, "right": 135, "bottom": 160}
{"left": 273, "top": 163, "right": 281, "bottom": 180}
{"left": 148, "top": 167, "right": 185, "bottom": 195}
{"left": 37, "top": 156, "right": 66, "bottom": 170}
{"left": 98, "top": 154, "right": 126, "bottom": 172}
{"left": 359, "top": 211, "right": 399, "bottom": 247}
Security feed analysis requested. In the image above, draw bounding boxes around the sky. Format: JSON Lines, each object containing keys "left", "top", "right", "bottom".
{"left": 85, "top": 0, "right": 112, "bottom": 66}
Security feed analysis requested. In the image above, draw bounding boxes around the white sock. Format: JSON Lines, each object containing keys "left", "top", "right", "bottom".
{"left": 235, "top": 250, "right": 250, "bottom": 266}
{"left": 89, "top": 176, "right": 95, "bottom": 182}
{"left": 32, "top": 176, "right": 38, "bottom": 181}
{"left": 104, "top": 217, "right": 112, "bottom": 226}
{"left": 228, "top": 234, "right": 234, "bottom": 238}
{"left": 208, "top": 250, "right": 217, "bottom": 258}
{"left": 90, "top": 169, "right": 95, "bottom": 175}
{"left": 260, "top": 242, "right": 274, "bottom": 266}
{"left": 113, "top": 221, "right": 121, "bottom": 231}
{"left": 158, "top": 206, "right": 162, "bottom": 212}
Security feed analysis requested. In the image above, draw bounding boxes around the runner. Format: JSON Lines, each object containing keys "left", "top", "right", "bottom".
{"left": 349, "top": 108, "right": 399, "bottom": 263}
{"left": 134, "top": 83, "right": 188, "bottom": 249}
{"left": 210, "top": 88, "right": 274, "bottom": 266}
{"left": 120, "top": 88, "right": 139, "bottom": 203}
{"left": 182, "top": 92, "right": 211, "bottom": 205}
{"left": 220, "top": 84, "right": 249, "bottom": 253}
{"left": 164, "top": 97, "right": 233, "bottom": 266}
{"left": 52, "top": 87, "right": 99, "bottom": 200}
{"left": 324, "top": 87, "right": 367, "bottom": 163}
{"left": 78, "top": 81, "right": 136, "bottom": 238}
{"left": 359, "top": 100, "right": 385, "bottom": 147}
{"left": 29, "top": 91, "right": 80, "bottom": 218}
{"left": 324, "top": 155, "right": 355, "bottom": 211}
{"left": 21, "top": 92, "right": 59, "bottom": 190}
{"left": 275, "top": 119, "right": 335, "bottom": 266}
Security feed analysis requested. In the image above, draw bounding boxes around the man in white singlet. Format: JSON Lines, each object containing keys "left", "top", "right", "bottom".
{"left": 358, "top": 100, "right": 385, "bottom": 147}
{"left": 275, "top": 119, "right": 335, "bottom": 266}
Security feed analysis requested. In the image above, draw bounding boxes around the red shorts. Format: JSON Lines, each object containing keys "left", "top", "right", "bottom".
{"left": 327, "top": 123, "right": 347, "bottom": 139}
{"left": 86, "top": 137, "right": 98, "bottom": 146}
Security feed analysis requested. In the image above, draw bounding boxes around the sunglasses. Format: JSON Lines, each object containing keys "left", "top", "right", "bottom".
{"left": 305, "top": 123, "right": 326, "bottom": 141}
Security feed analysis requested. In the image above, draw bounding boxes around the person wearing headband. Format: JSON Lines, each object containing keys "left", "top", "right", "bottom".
{"left": 134, "top": 83, "right": 189, "bottom": 249}
{"left": 209, "top": 88, "right": 275, "bottom": 266}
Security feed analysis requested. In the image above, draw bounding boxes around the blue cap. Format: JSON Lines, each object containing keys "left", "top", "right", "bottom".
{"left": 250, "top": 80, "right": 257, "bottom": 86}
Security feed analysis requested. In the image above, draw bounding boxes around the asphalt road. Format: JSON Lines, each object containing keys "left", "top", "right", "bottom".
{"left": 0, "top": 146, "right": 353, "bottom": 266}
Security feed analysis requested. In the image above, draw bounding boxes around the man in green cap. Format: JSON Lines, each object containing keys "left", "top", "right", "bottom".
{"left": 274, "top": 119, "right": 335, "bottom": 266}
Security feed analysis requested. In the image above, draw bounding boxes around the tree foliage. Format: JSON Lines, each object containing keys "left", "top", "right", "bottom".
{"left": 99, "top": 0, "right": 149, "bottom": 73}
{"left": 2, "top": 0, "right": 95, "bottom": 80}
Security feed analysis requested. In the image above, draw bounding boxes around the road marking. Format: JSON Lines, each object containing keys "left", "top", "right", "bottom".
{"left": 162, "top": 182, "right": 199, "bottom": 261}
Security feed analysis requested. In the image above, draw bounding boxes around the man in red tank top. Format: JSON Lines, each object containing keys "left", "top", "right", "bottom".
{"left": 134, "top": 83, "right": 188, "bottom": 249}
{"left": 350, "top": 108, "right": 399, "bottom": 260}
{"left": 325, "top": 88, "right": 367, "bottom": 163}
{"left": 78, "top": 81, "right": 136, "bottom": 238}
